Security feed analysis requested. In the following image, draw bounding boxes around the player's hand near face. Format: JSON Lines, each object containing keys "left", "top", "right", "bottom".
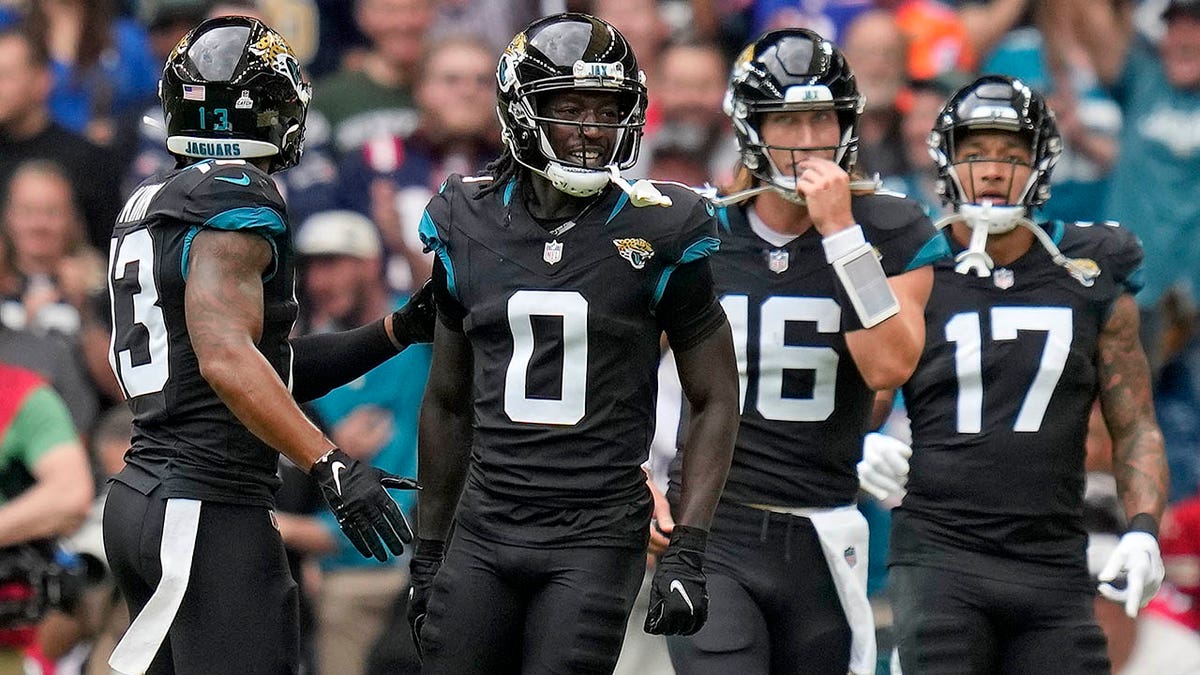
{"left": 795, "top": 157, "right": 855, "bottom": 237}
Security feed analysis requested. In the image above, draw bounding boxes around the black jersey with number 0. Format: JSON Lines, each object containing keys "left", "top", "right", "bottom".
{"left": 422, "top": 176, "right": 722, "bottom": 544}
{"left": 892, "top": 220, "right": 1143, "bottom": 587}
{"left": 108, "top": 159, "right": 296, "bottom": 507}
{"left": 702, "top": 193, "right": 943, "bottom": 508}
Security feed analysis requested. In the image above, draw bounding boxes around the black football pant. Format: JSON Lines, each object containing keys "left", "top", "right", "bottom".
{"left": 666, "top": 501, "right": 851, "bottom": 675}
{"left": 890, "top": 563, "right": 1110, "bottom": 674}
{"left": 103, "top": 478, "right": 300, "bottom": 675}
{"left": 418, "top": 523, "right": 646, "bottom": 675}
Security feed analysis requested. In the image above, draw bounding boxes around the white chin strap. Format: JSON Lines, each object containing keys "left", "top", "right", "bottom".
{"left": 934, "top": 200, "right": 1100, "bottom": 286}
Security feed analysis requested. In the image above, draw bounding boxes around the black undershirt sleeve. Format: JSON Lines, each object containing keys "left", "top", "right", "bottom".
{"left": 290, "top": 320, "right": 397, "bottom": 403}
{"left": 657, "top": 260, "right": 726, "bottom": 353}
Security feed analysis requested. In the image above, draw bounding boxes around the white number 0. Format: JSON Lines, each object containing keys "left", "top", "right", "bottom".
{"left": 504, "top": 290, "right": 588, "bottom": 425}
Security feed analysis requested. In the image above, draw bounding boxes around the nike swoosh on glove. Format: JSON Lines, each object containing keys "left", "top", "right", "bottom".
{"left": 391, "top": 279, "right": 437, "bottom": 346}
{"left": 407, "top": 537, "right": 445, "bottom": 660}
{"left": 311, "top": 448, "right": 419, "bottom": 561}
{"left": 857, "top": 432, "right": 912, "bottom": 502}
{"left": 645, "top": 525, "right": 708, "bottom": 636}
{"left": 1098, "top": 530, "right": 1165, "bottom": 618}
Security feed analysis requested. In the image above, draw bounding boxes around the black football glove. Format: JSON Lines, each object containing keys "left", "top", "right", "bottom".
{"left": 311, "top": 448, "right": 419, "bottom": 562}
{"left": 644, "top": 525, "right": 709, "bottom": 636}
{"left": 407, "top": 537, "right": 445, "bottom": 659}
{"left": 390, "top": 279, "right": 436, "bottom": 346}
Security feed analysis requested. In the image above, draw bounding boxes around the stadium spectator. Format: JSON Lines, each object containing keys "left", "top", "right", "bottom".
{"left": 1059, "top": 0, "right": 1200, "bottom": 318}
{"left": 842, "top": 9, "right": 909, "bottom": 178}
{"left": 24, "top": 0, "right": 158, "bottom": 144}
{"left": 312, "top": 0, "right": 433, "bottom": 156}
{"left": 0, "top": 24, "right": 122, "bottom": 251}
{"left": 336, "top": 34, "right": 500, "bottom": 291}
{"left": 0, "top": 363, "right": 93, "bottom": 673}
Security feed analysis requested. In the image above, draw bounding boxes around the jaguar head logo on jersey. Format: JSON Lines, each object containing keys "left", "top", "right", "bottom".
{"left": 160, "top": 16, "right": 311, "bottom": 173}
{"left": 1065, "top": 257, "right": 1100, "bottom": 287}
{"left": 614, "top": 238, "right": 655, "bottom": 269}
{"left": 495, "top": 14, "right": 647, "bottom": 198}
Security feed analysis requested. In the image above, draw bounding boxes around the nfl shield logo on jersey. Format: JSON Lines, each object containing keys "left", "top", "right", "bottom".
{"left": 843, "top": 546, "right": 857, "bottom": 568}
{"left": 993, "top": 268, "right": 1015, "bottom": 289}
{"left": 768, "top": 249, "right": 789, "bottom": 274}
{"left": 543, "top": 240, "right": 563, "bottom": 265}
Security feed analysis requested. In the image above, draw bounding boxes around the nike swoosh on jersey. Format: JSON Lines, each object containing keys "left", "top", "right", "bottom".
{"left": 332, "top": 461, "right": 347, "bottom": 495}
{"left": 215, "top": 173, "right": 252, "bottom": 186}
{"left": 669, "top": 579, "right": 694, "bottom": 614}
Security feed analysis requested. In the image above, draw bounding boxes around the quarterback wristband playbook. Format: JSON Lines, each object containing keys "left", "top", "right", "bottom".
{"left": 821, "top": 225, "right": 899, "bottom": 330}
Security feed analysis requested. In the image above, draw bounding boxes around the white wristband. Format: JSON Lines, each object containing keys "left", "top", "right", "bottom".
{"left": 821, "top": 224, "right": 867, "bottom": 264}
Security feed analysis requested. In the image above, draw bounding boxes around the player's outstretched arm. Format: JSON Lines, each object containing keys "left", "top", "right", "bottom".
{"left": 1096, "top": 292, "right": 1169, "bottom": 617}
{"left": 843, "top": 265, "right": 933, "bottom": 390}
{"left": 187, "top": 229, "right": 416, "bottom": 561}
{"left": 415, "top": 318, "right": 475, "bottom": 542}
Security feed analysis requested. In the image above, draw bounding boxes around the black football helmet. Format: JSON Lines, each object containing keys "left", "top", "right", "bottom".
{"left": 725, "top": 29, "right": 864, "bottom": 197}
{"left": 161, "top": 16, "right": 311, "bottom": 173}
{"left": 495, "top": 13, "right": 647, "bottom": 196}
{"left": 928, "top": 74, "right": 1061, "bottom": 229}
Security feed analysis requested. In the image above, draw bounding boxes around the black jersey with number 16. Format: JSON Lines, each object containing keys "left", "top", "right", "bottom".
{"left": 107, "top": 159, "right": 296, "bottom": 507}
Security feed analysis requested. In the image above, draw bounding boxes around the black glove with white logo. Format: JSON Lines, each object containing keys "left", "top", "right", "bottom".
{"left": 311, "top": 448, "right": 419, "bottom": 561}
{"left": 644, "top": 525, "right": 709, "bottom": 636}
{"left": 390, "top": 279, "right": 436, "bottom": 347}
{"left": 407, "top": 537, "right": 445, "bottom": 659}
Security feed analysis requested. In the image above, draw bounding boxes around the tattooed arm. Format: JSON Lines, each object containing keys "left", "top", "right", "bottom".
{"left": 1096, "top": 293, "right": 1168, "bottom": 524}
{"left": 185, "top": 229, "right": 334, "bottom": 471}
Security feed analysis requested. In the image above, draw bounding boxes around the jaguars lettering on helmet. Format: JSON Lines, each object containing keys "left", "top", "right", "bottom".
{"left": 495, "top": 13, "right": 647, "bottom": 197}
{"left": 160, "top": 16, "right": 311, "bottom": 173}
{"left": 724, "top": 28, "right": 865, "bottom": 196}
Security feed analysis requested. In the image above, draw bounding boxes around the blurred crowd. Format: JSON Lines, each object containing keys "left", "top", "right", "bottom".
{"left": 0, "top": 0, "right": 1198, "bottom": 673}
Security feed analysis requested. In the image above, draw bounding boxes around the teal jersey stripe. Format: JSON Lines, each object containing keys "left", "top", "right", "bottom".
{"left": 651, "top": 236, "right": 721, "bottom": 310}
{"left": 185, "top": 206, "right": 285, "bottom": 280}
{"left": 418, "top": 211, "right": 457, "bottom": 297}
{"left": 606, "top": 193, "right": 630, "bottom": 225}
{"left": 905, "top": 232, "right": 953, "bottom": 272}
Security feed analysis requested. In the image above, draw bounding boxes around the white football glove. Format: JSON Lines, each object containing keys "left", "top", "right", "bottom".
{"left": 1097, "top": 531, "right": 1164, "bottom": 618}
{"left": 857, "top": 432, "right": 912, "bottom": 502}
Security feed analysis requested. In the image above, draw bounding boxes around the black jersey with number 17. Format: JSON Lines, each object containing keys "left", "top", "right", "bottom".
{"left": 706, "top": 193, "right": 945, "bottom": 509}
{"left": 892, "top": 220, "right": 1144, "bottom": 589}
{"left": 108, "top": 159, "right": 296, "bottom": 507}
{"left": 421, "top": 176, "right": 723, "bottom": 546}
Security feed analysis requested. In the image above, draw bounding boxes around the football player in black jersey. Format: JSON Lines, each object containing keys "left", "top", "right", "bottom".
{"left": 662, "top": 29, "right": 944, "bottom": 675}
{"left": 858, "top": 75, "right": 1170, "bottom": 673}
{"left": 102, "top": 17, "right": 435, "bottom": 675}
{"left": 406, "top": 13, "right": 740, "bottom": 675}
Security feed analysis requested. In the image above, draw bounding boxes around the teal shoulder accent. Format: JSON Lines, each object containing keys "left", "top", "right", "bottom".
{"left": 418, "top": 211, "right": 457, "bottom": 297}
{"left": 904, "top": 232, "right": 952, "bottom": 272}
{"left": 438, "top": 179, "right": 448, "bottom": 194}
{"left": 201, "top": 206, "right": 284, "bottom": 280}
{"left": 606, "top": 192, "right": 629, "bottom": 225}
{"left": 203, "top": 206, "right": 286, "bottom": 239}
{"left": 503, "top": 179, "right": 516, "bottom": 207}
{"left": 1127, "top": 266, "right": 1146, "bottom": 295}
{"left": 715, "top": 206, "right": 731, "bottom": 233}
{"left": 180, "top": 226, "right": 201, "bottom": 281}
{"left": 1051, "top": 220, "right": 1065, "bottom": 245}
{"left": 651, "top": 237, "right": 721, "bottom": 310}
{"left": 678, "top": 236, "right": 721, "bottom": 264}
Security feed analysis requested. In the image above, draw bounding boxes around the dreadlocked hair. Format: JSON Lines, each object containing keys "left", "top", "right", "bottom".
{"left": 474, "top": 154, "right": 519, "bottom": 199}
